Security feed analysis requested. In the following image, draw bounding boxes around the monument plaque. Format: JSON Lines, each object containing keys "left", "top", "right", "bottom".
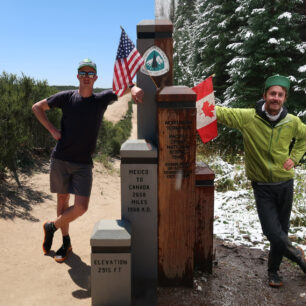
{"left": 120, "top": 139, "right": 158, "bottom": 302}
{"left": 90, "top": 220, "right": 131, "bottom": 306}
{"left": 157, "top": 86, "right": 197, "bottom": 286}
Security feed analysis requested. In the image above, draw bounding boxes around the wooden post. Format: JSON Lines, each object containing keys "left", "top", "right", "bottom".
{"left": 157, "top": 86, "right": 197, "bottom": 286}
{"left": 137, "top": 19, "right": 173, "bottom": 145}
{"left": 194, "top": 164, "right": 215, "bottom": 274}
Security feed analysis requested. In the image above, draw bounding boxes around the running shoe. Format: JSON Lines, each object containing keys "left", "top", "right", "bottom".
{"left": 54, "top": 243, "right": 72, "bottom": 263}
{"left": 42, "top": 222, "right": 56, "bottom": 254}
{"left": 268, "top": 271, "right": 283, "bottom": 288}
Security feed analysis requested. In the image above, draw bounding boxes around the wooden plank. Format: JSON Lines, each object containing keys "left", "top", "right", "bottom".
{"left": 137, "top": 19, "right": 173, "bottom": 33}
{"left": 154, "top": 37, "right": 173, "bottom": 88}
{"left": 157, "top": 86, "right": 197, "bottom": 102}
{"left": 136, "top": 19, "right": 173, "bottom": 144}
{"left": 194, "top": 165, "right": 215, "bottom": 274}
{"left": 157, "top": 97, "right": 196, "bottom": 286}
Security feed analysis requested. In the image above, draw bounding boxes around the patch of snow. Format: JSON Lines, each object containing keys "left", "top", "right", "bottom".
{"left": 268, "top": 38, "right": 279, "bottom": 45}
{"left": 217, "top": 20, "right": 227, "bottom": 29}
{"left": 278, "top": 12, "right": 292, "bottom": 20}
{"left": 298, "top": 65, "right": 306, "bottom": 73}
{"left": 226, "top": 43, "right": 243, "bottom": 51}
{"left": 235, "top": 6, "right": 243, "bottom": 13}
{"left": 297, "top": 110, "right": 306, "bottom": 117}
{"left": 201, "top": 156, "right": 306, "bottom": 253}
{"left": 296, "top": 43, "right": 306, "bottom": 54}
{"left": 244, "top": 31, "right": 254, "bottom": 39}
{"left": 251, "top": 8, "right": 265, "bottom": 15}
{"left": 227, "top": 57, "right": 246, "bottom": 66}
{"left": 269, "top": 27, "right": 279, "bottom": 32}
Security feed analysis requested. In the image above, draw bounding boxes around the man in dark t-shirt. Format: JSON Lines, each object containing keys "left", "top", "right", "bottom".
{"left": 32, "top": 58, "right": 144, "bottom": 262}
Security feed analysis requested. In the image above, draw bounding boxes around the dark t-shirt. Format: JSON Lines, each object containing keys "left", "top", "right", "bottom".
{"left": 47, "top": 89, "right": 117, "bottom": 164}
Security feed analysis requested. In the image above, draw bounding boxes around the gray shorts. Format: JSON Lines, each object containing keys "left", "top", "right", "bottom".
{"left": 50, "top": 158, "right": 93, "bottom": 197}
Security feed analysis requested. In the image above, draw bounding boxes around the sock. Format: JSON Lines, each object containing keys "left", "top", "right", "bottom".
{"left": 63, "top": 235, "right": 71, "bottom": 247}
{"left": 51, "top": 222, "right": 57, "bottom": 232}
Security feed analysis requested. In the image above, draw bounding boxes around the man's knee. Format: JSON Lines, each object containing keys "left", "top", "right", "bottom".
{"left": 266, "top": 231, "right": 290, "bottom": 249}
{"left": 58, "top": 193, "right": 70, "bottom": 203}
{"left": 74, "top": 196, "right": 89, "bottom": 216}
{"left": 76, "top": 204, "right": 88, "bottom": 216}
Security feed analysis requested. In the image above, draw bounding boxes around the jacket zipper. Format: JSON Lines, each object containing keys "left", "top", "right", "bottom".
{"left": 254, "top": 114, "right": 274, "bottom": 180}
{"left": 268, "top": 127, "right": 274, "bottom": 182}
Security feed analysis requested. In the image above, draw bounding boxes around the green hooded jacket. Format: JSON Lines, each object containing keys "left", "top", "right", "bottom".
{"left": 216, "top": 103, "right": 306, "bottom": 183}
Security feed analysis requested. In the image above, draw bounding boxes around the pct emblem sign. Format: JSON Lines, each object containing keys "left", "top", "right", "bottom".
{"left": 141, "top": 46, "right": 169, "bottom": 76}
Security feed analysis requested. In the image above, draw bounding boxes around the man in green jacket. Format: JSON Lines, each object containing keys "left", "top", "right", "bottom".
{"left": 216, "top": 75, "right": 306, "bottom": 287}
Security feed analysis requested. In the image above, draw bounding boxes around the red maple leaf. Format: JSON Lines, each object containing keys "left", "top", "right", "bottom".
{"left": 201, "top": 101, "right": 215, "bottom": 118}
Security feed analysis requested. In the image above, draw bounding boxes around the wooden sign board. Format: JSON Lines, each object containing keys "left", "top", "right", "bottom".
{"left": 157, "top": 86, "right": 196, "bottom": 286}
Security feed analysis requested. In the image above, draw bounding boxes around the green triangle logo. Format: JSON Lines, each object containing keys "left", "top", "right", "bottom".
{"left": 141, "top": 46, "right": 169, "bottom": 76}
{"left": 145, "top": 50, "right": 165, "bottom": 72}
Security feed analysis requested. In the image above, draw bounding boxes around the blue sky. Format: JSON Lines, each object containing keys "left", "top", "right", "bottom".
{"left": 0, "top": 0, "right": 154, "bottom": 88}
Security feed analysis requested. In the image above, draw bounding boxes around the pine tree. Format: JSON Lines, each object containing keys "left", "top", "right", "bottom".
{"left": 169, "top": 0, "right": 176, "bottom": 23}
{"left": 224, "top": 0, "right": 306, "bottom": 117}
{"left": 173, "top": 0, "right": 197, "bottom": 87}
{"left": 192, "top": 0, "right": 240, "bottom": 100}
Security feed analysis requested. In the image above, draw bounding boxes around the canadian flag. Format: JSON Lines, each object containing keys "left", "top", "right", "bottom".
{"left": 192, "top": 76, "right": 218, "bottom": 143}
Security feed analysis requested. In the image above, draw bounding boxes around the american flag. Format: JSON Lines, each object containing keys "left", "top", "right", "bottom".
{"left": 112, "top": 28, "right": 144, "bottom": 96}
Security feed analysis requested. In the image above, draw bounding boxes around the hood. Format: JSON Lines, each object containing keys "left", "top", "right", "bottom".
{"left": 255, "top": 99, "right": 288, "bottom": 126}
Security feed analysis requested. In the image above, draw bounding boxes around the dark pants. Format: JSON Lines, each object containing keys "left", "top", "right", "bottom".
{"left": 252, "top": 180, "right": 295, "bottom": 272}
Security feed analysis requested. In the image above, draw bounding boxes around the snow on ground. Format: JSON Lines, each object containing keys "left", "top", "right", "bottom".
{"left": 202, "top": 156, "right": 306, "bottom": 252}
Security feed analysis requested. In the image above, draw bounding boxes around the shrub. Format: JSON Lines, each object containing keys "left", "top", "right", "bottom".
{"left": 95, "top": 100, "right": 133, "bottom": 164}
{"left": 0, "top": 72, "right": 59, "bottom": 181}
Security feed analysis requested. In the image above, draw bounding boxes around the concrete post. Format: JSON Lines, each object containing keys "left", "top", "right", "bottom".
{"left": 120, "top": 139, "right": 158, "bottom": 304}
{"left": 90, "top": 220, "right": 131, "bottom": 306}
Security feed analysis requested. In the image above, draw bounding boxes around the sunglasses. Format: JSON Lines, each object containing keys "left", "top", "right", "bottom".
{"left": 78, "top": 71, "right": 96, "bottom": 78}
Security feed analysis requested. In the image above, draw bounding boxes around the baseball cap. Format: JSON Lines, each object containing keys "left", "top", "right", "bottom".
{"left": 264, "top": 75, "right": 290, "bottom": 92}
{"left": 78, "top": 58, "right": 97, "bottom": 73}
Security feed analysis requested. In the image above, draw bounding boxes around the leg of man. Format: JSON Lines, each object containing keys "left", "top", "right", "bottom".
{"left": 54, "top": 195, "right": 89, "bottom": 230}
{"left": 268, "top": 181, "right": 292, "bottom": 273}
{"left": 57, "top": 193, "right": 70, "bottom": 236}
{"left": 253, "top": 180, "right": 306, "bottom": 282}
{"left": 252, "top": 182, "right": 286, "bottom": 287}
{"left": 45, "top": 158, "right": 92, "bottom": 260}
{"left": 53, "top": 195, "right": 89, "bottom": 262}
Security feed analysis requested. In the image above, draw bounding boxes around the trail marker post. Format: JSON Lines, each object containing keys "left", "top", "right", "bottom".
{"left": 157, "top": 86, "right": 197, "bottom": 286}
{"left": 91, "top": 17, "right": 215, "bottom": 306}
{"left": 137, "top": 19, "right": 173, "bottom": 145}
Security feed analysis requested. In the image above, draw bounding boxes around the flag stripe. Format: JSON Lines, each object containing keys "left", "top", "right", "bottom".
{"left": 192, "top": 76, "right": 214, "bottom": 101}
{"left": 192, "top": 76, "right": 218, "bottom": 144}
{"left": 113, "top": 29, "right": 144, "bottom": 96}
{"left": 198, "top": 120, "right": 218, "bottom": 143}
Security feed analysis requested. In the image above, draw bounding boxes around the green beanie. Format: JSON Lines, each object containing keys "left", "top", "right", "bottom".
{"left": 264, "top": 75, "right": 290, "bottom": 92}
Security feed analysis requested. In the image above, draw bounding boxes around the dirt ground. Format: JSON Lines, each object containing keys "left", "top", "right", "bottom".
{"left": 0, "top": 94, "right": 305, "bottom": 305}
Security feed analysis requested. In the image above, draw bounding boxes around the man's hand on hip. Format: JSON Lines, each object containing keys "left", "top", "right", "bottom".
{"left": 283, "top": 158, "right": 295, "bottom": 171}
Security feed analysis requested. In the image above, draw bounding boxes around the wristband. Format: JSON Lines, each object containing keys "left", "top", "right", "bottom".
{"left": 128, "top": 83, "right": 135, "bottom": 89}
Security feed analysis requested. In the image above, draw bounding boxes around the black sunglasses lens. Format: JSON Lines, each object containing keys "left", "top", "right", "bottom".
{"left": 79, "top": 71, "right": 95, "bottom": 78}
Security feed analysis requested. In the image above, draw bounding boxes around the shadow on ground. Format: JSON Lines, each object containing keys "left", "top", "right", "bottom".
{"left": 0, "top": 156, "right": 52, "bottom": 221}
{"left": 65, "top": 252, "right": 91, "bottom": 299}
{"left": 0, "top": 180, "right": 52, "bottom": 222}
